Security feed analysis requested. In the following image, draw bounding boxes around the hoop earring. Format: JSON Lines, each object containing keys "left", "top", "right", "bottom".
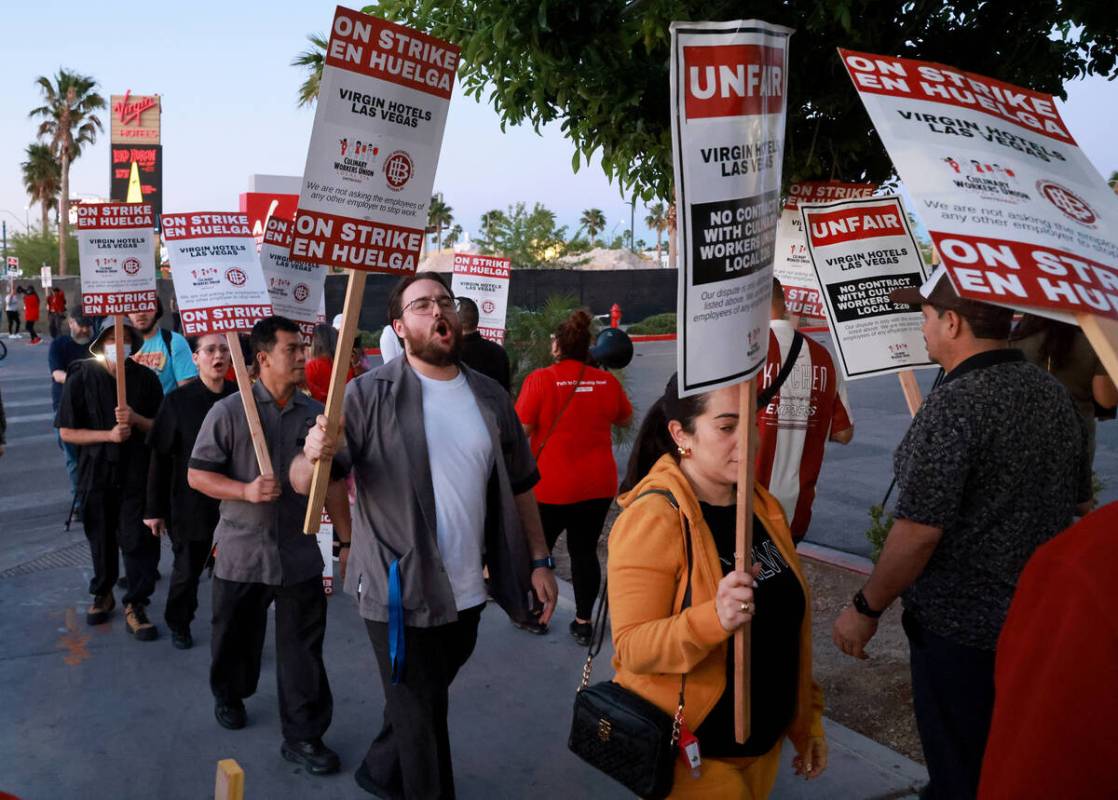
{"left": 677, "top": 445, "right": 692, "bottom": 458}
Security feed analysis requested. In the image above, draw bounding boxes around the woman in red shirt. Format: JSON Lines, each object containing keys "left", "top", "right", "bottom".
{"left": 304, "top": 323, "right": 356, "bottom": 403}
{"left": 22, "top": 287, "right": 41, "bottom": 344}
{"left": 516, "top": 309, "right": 632, "bottom": 644}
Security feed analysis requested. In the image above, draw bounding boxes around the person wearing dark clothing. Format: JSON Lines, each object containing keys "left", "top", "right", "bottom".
{"left": 188, "top": 316, "right": 352, "bottom": 776}
{"left": 455, "top": 296, "right": 511, "bottom": 391}
{"left": 833, "top": 266, "right": 1092, "bottom": 800}
{"left": 47, "top": 288, "right": 66, "bottom": 338}
{"left": 56, "top": 318, "right": 164, "bottom": 640}
{"left": 49, "top": 314, "right": 94, "bottom": 508}
{"left": 144, "top": 333, "right": 235, "bottom": 649}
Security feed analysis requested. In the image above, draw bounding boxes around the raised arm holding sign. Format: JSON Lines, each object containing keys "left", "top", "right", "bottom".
{"left": 293, "top": 6, "right": 459, "bottom": 535}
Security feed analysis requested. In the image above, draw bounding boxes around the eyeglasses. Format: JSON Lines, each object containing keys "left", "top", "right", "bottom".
{"left": 403, "top": 295, "right": 457, "bottom": 316}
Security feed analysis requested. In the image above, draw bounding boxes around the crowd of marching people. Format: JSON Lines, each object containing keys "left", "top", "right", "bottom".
{"left": 22, "top": 270, "right": 1116, "bottom": 798}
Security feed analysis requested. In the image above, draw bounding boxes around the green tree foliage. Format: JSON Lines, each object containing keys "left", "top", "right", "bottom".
{"left": 427, "top": 194, "right": 454, "bottom": 251}
{"left": 29, "top": 69, "right": 105, "bottom": 275}
{"left": 644, "top": 202, "right": 669, "bottom": 261}
{"left": 9, "top": 230, "right": 77, "bottom": 274}
{"left": 366, "top": 1, "right": 1118, "bottom": 200}
{"left": 478, "top": 208, "right": 507, "bottom": 248}
{"left": 21, "top": 143, "right": 60, "bottom": 235}
{"left": 479, "top": 202, "right": 569, "bottom": 267}
{"left": 292, "top": 33, "right": 329, "bottom": 108}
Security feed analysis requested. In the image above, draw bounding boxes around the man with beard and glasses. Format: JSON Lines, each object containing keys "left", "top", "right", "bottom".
{"left": 130, "top": 298, "right": 198, "bottom": 394}
{"left": 189, "top": 316, "right": 352, "bottom": 774}
{"left": 292, "top": 271, "right": 559, "bottom": 799}
{"left": 144, "top": 333, "right": 236, "bottom": 650}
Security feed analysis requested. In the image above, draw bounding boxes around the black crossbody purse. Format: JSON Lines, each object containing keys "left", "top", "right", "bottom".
{"left": 568, "top": 489, "right": 693, "bottom": 799}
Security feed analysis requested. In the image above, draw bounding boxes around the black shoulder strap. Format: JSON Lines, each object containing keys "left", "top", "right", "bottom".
{"left": 160, "top": 327, "right": 173, "bottom": 349}
{"left": 532, "top": 361, "right": 588, "bottom": 461}
{"left": 757, "top": 331, "right": 804, "bottom": 411}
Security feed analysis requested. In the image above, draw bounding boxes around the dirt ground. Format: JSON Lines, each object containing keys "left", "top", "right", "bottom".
{"left": 550, "top": 505, "right": 924, "bottom": 764}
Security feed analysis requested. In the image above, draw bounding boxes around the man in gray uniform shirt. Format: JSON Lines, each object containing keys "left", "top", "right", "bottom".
{"left": 293, "top": 271, "right": 558, "bottom": 799}
{"left": 189, "top": 316, "right": 352, "bottom": 776}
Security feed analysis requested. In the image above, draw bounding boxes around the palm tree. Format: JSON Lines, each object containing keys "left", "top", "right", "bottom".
{"left": 29, "top": 69, "right": 105, "bottom": 275}
{"left": 21, "top": 143, "right": 60, "bottom": 235}
{"left": 480, "top": 209, "right": 506, "bottom": 246}
{"left": 579, "top": 208, "right": 606, "bottom": 244}
{"left": 644, "top": 202, "right": 669, "bottom": 263}
{"left": 444, "top": 224, "right": 463, "bottom": 248}
{"left": 292, "top": 34, "right": 328, "bottom": 107}
{"left": 427, "top": 194, "right": 453, "bottom": 251}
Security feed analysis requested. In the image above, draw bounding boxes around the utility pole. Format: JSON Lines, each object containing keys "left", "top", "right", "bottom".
{"left": 630, "top": 196, "right": 636, "bottom": 252}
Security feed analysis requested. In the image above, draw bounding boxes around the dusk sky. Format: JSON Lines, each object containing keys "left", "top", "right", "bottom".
{"left": 1, "top": 1, "right": 1115, "bottom": 248}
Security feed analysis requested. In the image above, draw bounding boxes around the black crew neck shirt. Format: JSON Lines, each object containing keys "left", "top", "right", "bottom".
{"left": 693, "top": 502, "right": 805, "bottom": 757}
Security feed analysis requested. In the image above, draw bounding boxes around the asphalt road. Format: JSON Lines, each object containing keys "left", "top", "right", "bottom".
{"left": 2, "top": 333, "right": 1115, "bottom": 569}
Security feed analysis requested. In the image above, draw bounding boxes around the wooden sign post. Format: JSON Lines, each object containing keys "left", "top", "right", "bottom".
{"left": 225, "top": 332, "right": 273, "bottom": 477}
{"left": 733, "top": 378, "right": 758, "bottom": 744}
{"left": 113, "top": 314, "right": 127, "bottom": 409}
{"left": 303, "top": 269, "right": 366, "bottom": 534}
{"left": 214, "top": 758, "right": 244, "bottom": 800}
{"left": 896, "top": 370, "right": 923, "bottom": 417}
{"left": 1078, "top": 313, "right": 1118, "bottom": 386}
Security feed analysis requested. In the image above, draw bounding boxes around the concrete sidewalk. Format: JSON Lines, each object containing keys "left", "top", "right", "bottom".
{"left": 0, "top": 539, "right": 925, "bottom": 799}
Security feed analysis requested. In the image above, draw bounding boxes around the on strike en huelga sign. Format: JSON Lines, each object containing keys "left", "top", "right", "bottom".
{"left": 840, "top": 50, "right": 1118, "bottom": 321}
{"left": 292, "top": 7, "right": 459, "bottom": 274}
{"left": 260, "top": 216, "right": 326, "bottom": 343}
{"left": 162, "top": 212, "right": 273, "bottom": 336}
{"left": 450, "top": 253, "right": 511, "bottom": 343}
{"left": 670, "top": 19, "right": 792, "bottom": 395}
{"left": 801, "top": 195, "right": 934, "bottom": 379}
{"left": 773, "top": 181, "right": 876, "bottom": 327}
{"left": 75, "top": 203, "right": 158, "bottom": 315}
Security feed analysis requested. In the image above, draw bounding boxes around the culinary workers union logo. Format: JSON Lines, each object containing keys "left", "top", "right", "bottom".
{"left": 225, "top": 267, "right": 248, "bottom": 287}
{"left": 122, "top": 257, "right": 141, "bottom": 275}
{"left": 383, "top": 151, "right": 414, "bottom": 191}
{"left": 482, "top": 299, "right": 496, "bottom": 314}
{"left": 293, "top": 283, "right": 310, "bottom": 303}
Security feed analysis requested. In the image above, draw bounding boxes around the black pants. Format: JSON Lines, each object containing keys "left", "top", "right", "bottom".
{"left": 164, "top": 536, "right": 212, "bottom": 633}
{"left": 7, "top": 311, "right": 19, "bottom": 335}
{"left": 83, "top": 488, "right": 159, "bottom": 606}
{"left": 539, "top": 498, "right": 612, "bottom": 620}
{"left": 903, "top": 610, "right": 995, "bottom": 800}
{"left": 49, "top": 312, "right": 64, "bottom": 338}
{"left": 25, "top": 319, "right": 37, "bottom": 340}
{"left": 210, "top": 576, "right": 333, "bottom": 743}
{"left": 363, "top": 604, "right": 484, "bottom": 800}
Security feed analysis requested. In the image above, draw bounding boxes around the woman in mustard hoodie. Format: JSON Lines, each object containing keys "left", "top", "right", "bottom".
{"left": 608, "top": 374, "right": 826, "bottom": 798}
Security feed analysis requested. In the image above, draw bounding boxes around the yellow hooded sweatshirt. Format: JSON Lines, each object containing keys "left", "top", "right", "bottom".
{"left": 607, "top": 453, "right": 825, "bottom": 759}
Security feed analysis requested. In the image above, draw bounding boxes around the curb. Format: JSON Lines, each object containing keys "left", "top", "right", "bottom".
{"left": 797, "top": 541, "right": 874, "bottom": 575}
{"left": 628, "top": 333, "right": 676, "bottom": 342}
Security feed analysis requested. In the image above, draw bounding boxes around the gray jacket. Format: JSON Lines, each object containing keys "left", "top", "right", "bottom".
{"left": 341, "top": 356, "right": 539, "bottom": 627}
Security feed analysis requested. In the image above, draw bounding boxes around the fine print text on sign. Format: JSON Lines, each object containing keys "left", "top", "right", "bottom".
{"left": 802, "top": 195, "right": 934, "bottom": 379}
{"left": 76, "top": 203, "right": 158, "bottom": 316}
{"left": 162, "top": 212, "right": 274, "bottom": 336}
{"left": 292, "top": 6, "right": 459, "bottom": 274}
{"left": 671, "top": 19, "right": 792, "bottom": 395}
{"left": 840, "top": 49, "right": 1118, "bottom": 321}
{"left": 773, "top": 181, "right": 876, "bottom": 327}
{"left": 260, "top": 216, "right": 327, "bottom": 344}
{"left": 450, "top": 253, "right": 511, "bottom": 343}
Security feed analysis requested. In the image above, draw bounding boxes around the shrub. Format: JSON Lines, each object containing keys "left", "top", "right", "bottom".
{"left": 627, "top": 312, "right": 676, "bottom": 335}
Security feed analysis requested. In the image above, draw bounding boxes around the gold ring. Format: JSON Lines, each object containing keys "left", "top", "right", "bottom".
{"left": 739, "top": 601, "right": 748, "bottom": 612}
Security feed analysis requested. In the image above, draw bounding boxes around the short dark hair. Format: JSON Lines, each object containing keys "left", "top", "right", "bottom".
{"left": 387, "top": 271, "right": 452, "bottom": 323}
{"left": 771, "top": 276, "right": 785, "bottom": 306}
{"left": 931, "top": 303, "right": 1013, "bottom": 340}
{"left": 456, "top": 296, "right": 480, "bottom": 329}
{"left": 250, "top": 315, "right": 301, "bottom": 356}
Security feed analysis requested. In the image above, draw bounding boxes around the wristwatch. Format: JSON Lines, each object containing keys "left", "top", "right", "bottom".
{"left": 530, "top": 556, "right": 555, "bottom": 570}
{"left": 852, "top": 589, "right": 883, "bottom": 619}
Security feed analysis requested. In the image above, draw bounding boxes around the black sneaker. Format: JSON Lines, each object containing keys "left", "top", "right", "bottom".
{"left": 281, "top": 738, "right": 340, "bottom": 775}
{"left": 171, "top": 628, "right": 193, "bottom": 650}
{"left": 215, "top": 699, "right": 247, "bottom": 730}
{"left": 569, "top": 619, "right": 593, "bottom": 647}
{"left": 512, "top": 618, "right": 549, "bottom": 635}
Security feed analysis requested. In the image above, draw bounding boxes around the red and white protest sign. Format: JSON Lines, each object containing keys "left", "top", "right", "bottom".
{"left": 801, "top": 195, "right": 934, "bottom": 379}
{"left": 162, "top": 212, "right": 273, "bottom": 336}
{"left": 670, "top": 20, "right": 792, "bottom": 395}
{"left": 75, "top": 203, "right": 157, "bottom": 315}
{"left": 260, "top": 216, "right": 326, "bottom": 343}
{"left": 450, "top": 253, "right": 511, "bottom": 343}
{"left": 773, "top": 181, "right": 876, "bottom": 327}
{"left": 840, "top": 50, "right": 1118, "bottom": 321}
{"left": 318, "top": 509, "right": 335, "bottom": 595}
{"left": 291, "top": 6, "right": 459, "bottom": 274}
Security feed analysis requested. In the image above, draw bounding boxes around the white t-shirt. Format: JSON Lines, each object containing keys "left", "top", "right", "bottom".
{"left": 380, "top": 325, "right": 404, "bottom": 363}
{"left": 416, "top": 368, "right": 494, "bottom": 610}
